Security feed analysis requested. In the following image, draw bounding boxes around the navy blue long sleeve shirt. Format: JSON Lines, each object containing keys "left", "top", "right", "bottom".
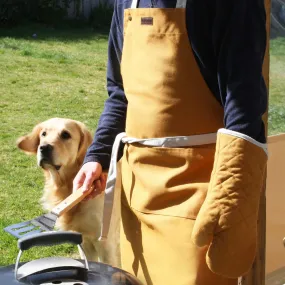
{"left": 84, "top": 0, "right": 268, "bottom": 170}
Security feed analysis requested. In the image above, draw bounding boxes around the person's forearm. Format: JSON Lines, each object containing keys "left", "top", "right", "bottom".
{"left": 216, "top": 0, "right": 267, "bottom": 142}
{"left": 83, "top": 91, "right": 127, "bottom": 170}
{"left": 84, "top": 2, "right": 127, "bottom": 170}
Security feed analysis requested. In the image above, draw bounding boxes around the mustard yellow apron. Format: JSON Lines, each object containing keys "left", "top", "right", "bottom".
{"left": 106, "top": 0, "right": 239, "bottom": 284}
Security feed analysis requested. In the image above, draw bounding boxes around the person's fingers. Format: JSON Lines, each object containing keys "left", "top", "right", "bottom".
{"left": 88, "top": 180, "right": 102, "bottom": 199}
{"left": 74, "top": 162, "right": 103, "bottom": 192}
{"left": 73, "top": 170, "right": 86, "bottom": 192}
{"left": 95, "top": 179, "right": 102, "bottom": 191}
{"left": 82, "top": 172, "right": 97, "bottom": 192}
{"left": 83, "top": 183, "right": 96, "bottom": 202}
{"left": 83, "top": 176, "right": 107, "bottom": 201}
{"left": 100, "top": 173, "right": 107, "bottom": 190}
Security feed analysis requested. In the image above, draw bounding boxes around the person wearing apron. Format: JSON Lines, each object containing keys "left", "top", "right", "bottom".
{"left": 73, "top": 0, "right": 268, "bottom": 284}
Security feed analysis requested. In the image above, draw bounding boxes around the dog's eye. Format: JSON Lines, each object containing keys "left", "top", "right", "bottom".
{"left": 41, "top": 131, "right": 47, "bottom": 137}
{"left": 61, "top": 131, "right": 71, "bottom": 140}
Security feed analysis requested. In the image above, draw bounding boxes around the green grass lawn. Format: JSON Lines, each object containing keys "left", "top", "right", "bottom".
{"left": 0, "top": 24, "right": 284, "bottom": 266}
{"left": 0, "top": 24, "right": 109, "bottom": 265}
{"left": 268, "top": 38, "right": 285, "bottom": 135}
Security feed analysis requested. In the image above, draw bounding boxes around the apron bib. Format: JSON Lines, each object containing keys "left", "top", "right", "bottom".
{"left": 103, "top": 1, "right": 238, "bottom": 284}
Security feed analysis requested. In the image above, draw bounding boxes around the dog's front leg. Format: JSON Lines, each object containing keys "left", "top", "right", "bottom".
{"left": 96, "top": 238, "right": 121, "bottom": 268}
{"left": 81, "top": 236, "right": 99, "bottom": 262}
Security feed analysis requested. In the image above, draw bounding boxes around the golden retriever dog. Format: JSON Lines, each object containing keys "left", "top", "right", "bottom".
{"left": 17, "top": 118, "right": 121, "bottom": 267}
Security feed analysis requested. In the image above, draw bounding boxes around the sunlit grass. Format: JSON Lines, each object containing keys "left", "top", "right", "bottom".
{"left": 0, "top": 24, "right": 284, "bottom": 266}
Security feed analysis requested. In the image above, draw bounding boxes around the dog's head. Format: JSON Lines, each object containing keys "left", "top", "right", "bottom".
{"left": 17, "top": 118, "right": 93, "bottom": 172}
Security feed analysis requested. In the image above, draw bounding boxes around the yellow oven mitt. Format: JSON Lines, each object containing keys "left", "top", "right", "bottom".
{"left": 191, "top": 128, "right": 268, "bottom": 278}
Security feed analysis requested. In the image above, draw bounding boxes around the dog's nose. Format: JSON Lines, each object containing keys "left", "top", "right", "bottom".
{"left": 40, "top": 144, "right": 53, "bottom": 156}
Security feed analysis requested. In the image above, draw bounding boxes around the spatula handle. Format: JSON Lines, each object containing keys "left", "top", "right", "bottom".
{"left": 51, "top": 186, "right": 94, "bottom": 216}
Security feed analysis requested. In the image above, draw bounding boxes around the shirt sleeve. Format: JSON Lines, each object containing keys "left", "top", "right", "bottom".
{"left": 214, "top": 0, "right": 268, "bottom": 143}
{"left": 84, "top": 1, "right": 127, "bottom": 170}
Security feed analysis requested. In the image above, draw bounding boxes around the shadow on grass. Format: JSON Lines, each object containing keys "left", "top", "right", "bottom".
{"left": 0, "top": 22, "right": 110, "bottom": 42}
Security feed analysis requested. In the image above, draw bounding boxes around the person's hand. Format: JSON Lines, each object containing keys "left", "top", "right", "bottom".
{"left": 73, "top": 161, "right": 107, "bottom": 201}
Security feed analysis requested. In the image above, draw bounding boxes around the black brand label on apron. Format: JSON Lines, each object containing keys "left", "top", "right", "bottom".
{"left": 141, "top": 17, "right": 153, "bottom": 25}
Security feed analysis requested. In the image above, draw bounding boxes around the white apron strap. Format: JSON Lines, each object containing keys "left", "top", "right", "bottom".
{"left": 99, "top": 132, "right": 127, "bottom": 241}
{"left": 99, "top": 132, "right": 217, "bottom": 241}
{"left": 176, "top": 0, "right": 188, "bottom": 8}
{"left": 131, "top": 0, "right": 139, "bottom": 9}
{"left": 131, "top": 0, "right": 188, "bottom": 9}
{"left": 123, "top": 133, "right": 217, "bottom": 147}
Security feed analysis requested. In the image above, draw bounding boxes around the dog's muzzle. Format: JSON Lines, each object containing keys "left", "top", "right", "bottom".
{"left": 40, "top": 144, "right": 53, "bottom": 158}
{"left": 38, "top": 144, "right": 61, "bottom": 170}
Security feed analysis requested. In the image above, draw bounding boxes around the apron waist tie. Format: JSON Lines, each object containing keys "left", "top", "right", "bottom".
{"left": 99, "top": 132, "right": 218, "bottom": 241}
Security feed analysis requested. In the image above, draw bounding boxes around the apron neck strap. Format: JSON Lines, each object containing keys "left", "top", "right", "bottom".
{"left": 131, "top": 0, "right": 139, "bottom": 9}
{"left": 176, "top": 0, "right": 187, "bottom": 8}
{"left": 131, "top": 0, "right": 188, "bottom": 9}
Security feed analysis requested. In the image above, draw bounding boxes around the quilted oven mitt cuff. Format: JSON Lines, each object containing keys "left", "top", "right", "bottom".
{"left": 191, "top": 128, "right": 268, "bottom": 278}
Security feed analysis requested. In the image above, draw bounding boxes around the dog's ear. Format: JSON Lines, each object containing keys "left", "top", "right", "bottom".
{"left": 17, "top": 123, "right": 43, "bottom": 154}
{"left": 76, "top": 121, "right": 93, "bottom": 164}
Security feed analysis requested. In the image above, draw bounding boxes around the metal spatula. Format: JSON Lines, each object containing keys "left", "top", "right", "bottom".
{"left": 4, "top": 186, "right": 93, "bottom": 239}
